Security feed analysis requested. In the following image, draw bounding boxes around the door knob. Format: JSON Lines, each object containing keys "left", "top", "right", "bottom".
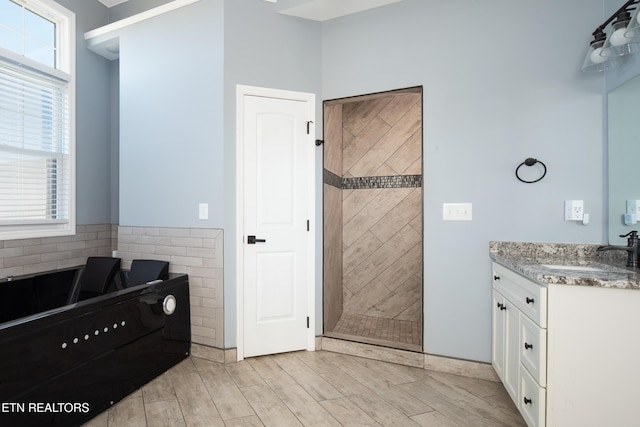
{"left": 247, "top": 235, "right": 266, "bottom": 244}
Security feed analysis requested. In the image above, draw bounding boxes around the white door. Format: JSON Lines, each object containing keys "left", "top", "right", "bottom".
{"left": 237, "top": 86, "right": 315, "bottom": 359}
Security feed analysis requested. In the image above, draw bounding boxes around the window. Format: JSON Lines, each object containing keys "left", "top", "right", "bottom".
{"left": 0, "top": 0, "right": 75, "bottom": 240}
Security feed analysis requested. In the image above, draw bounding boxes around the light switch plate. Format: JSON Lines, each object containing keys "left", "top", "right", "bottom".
{"left": 199, "top": 203, "right": 208, "bottom": 220}
{"left": 443, "top": 203, "right": 472, "bottom": 221}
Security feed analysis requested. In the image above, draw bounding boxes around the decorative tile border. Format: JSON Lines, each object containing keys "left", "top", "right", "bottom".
{"left": 342, "top": 174, "right": 422, "bottom": 189}
{"left": 323, "top": 169, "right": 422, "bottom": 190}
{"left": 323, "top": 169, "right": 342, "bottom": 189}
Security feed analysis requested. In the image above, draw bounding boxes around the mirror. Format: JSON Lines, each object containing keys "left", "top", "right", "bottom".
{"left": 608, "top": 74, "right": 640, "bottom": 244}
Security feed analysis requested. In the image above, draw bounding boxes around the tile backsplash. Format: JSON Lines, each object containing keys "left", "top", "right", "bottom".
{"left": 117, "top": 226, "right": 224, "bottom": 349}
{"left": 0, "top": 224, "right": 116, "bottom": 278}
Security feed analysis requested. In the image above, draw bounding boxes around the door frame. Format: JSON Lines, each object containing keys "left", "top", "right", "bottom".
{"left": 235, "top": 84, "right": 316, "bottom": 361}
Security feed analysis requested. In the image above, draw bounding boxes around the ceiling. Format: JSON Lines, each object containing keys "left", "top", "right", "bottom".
{"left": 97, "top": 0, "right": 129, "bottom": 7}
{"left": 97, "top": 0, "right": 407, "bottom": 21}
{"left": 277, "top": 0, "right": 407, "bottom": 21}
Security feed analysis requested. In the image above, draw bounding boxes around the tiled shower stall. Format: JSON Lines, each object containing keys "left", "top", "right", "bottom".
{"left": 323, "top": 87, "right": 423, "bottom": 352}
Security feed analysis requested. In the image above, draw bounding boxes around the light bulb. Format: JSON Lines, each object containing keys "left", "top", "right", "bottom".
{"left": 590, "top": 47, "right": 607, "bottom": 63}
{"left": 610, "top": 27, "right": 631, "bottom": 46}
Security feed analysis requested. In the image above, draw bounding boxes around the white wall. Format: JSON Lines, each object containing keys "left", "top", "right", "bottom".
{"left": 55, "top": 0, "right": 113, "bottom": 225}
{"left": 118, "top": 0, "right": 225, "bottom": 228}
{"left": 222, "top": 0, "right": 323, "bottom": 347}
{"left": 322, "top": 0, "right": 605, "bottom": 362}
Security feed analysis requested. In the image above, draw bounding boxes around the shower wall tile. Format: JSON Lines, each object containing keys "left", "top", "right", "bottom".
{"left": 365, "top": 274, "right": 422, "bottom": 319}
{"left": 348, "top": 102, "right": 421, "bottom": 178}
{"left": 409, "top": 212, "right": 422, "bottom": 234}
{"left": 378, "top": 93, "right": 422, "bottom": 126}
{"left": 343, "top": 277, "right": 390, "bottom": 315}
{"left": 371, "top": 163, "right": 398, "bottom": 178}
{"left": 342, "top": 96, "right": 393, "bottom": 136}
{"left": 342, "top": 128, "right": 354, "bottom": 149}
{"left": 342, "top": 188, "right": 382, "bottom": 225}
{"left": 323, "top": 184, "right": 343, "bottom": 332}
{"left": 334, "top": 89, "right": 424, "bottom": 328}
{"left": 386, "top": 129, "right": 422, "bottom": 175}
{"left": 324, "top": 103, "right": 343, "bottom": 175}
{"left": 342, "top": 117, "right": 390, "bottom": 174}
{"left": 404, "top": 158, "right": 423, "bottom": 175}
{"left": 343, "top": 225, "right": 420, "bottom": 296}
{"left": 342, "top": 231, "right": 383, "bottom": 277}
{"left": 396, "top": 300, "right": 422, "bottom": 322}
{"left": 343, "top": 188, "right": 414, "bottom": 248}
{"left": 377, "top": 243, "right": 422, "bottom": 292}
{"left": 370, "top": 188, "right": 422, "bottom": 243}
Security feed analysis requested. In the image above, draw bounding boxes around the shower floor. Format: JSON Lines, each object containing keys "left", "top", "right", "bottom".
{"left": 325, "top": 313, "right": 422, "bottom": 352}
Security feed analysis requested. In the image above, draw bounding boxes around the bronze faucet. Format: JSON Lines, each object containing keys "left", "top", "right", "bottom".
{"left": 597, "top": 230, "right": 639, "bottom": 268}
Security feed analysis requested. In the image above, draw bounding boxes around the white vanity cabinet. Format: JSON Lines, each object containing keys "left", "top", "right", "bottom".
{"left": 492, "top": 262, "right": 640, "bottom": 427}
{"left": 492, "top": 263, "right": 547, "bottom": 426}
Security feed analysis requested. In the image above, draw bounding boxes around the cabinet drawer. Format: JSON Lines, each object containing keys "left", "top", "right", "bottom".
{"left": 493, "top": 264, "right": 547, "bottom": 328}
{"left": 520, "top": 313, "right": 547, "bottom": 387}
{"left": 520, "top": 367, "right": 546, "bottom": 427}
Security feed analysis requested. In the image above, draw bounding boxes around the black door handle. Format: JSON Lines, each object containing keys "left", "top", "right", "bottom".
{"left": 247, "top": 235, "right": 266, "bottom": 244}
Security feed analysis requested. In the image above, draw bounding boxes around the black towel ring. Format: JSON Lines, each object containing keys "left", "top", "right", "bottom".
{"left": 515, "top": 158, "right": 547, "bottom": 183}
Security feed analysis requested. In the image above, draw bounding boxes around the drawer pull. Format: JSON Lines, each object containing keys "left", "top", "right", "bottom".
{"left": 524, "top": 342, "right": 534, "bottom": 350}
{"left": 493, "top": 275, "right": 500, "bottom": 280}
{"left": 496, "top": 302, "right": 507, "bottom": 311}
{"left": 526, "top": 297, "right": 535, "bottom": 304}
{"left": 523, "top": 397, "right": 532, "bottom": 405}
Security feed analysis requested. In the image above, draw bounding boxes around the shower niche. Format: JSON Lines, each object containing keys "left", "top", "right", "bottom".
{"left": 323, "top": 86, "right": 423, "bottom": 352}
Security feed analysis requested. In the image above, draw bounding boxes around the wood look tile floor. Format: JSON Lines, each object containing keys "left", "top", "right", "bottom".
{"left": 83, "top": 350, "right": 525, "bottom": 427}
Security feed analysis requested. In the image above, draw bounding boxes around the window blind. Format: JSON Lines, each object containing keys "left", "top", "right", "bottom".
{"left": 0, "top": 59, "right": 70, "bottom": 223}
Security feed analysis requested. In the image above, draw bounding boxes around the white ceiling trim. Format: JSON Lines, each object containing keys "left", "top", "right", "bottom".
{"left": 98, "top": 0, "right": 130, "bottom": 8}
{"left": 278, "top": 0, "right": 406, "bottom": 22}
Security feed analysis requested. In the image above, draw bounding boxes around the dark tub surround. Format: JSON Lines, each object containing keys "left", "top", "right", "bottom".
{"left": 0, "top": 266, "right": 190, "bottom": 426}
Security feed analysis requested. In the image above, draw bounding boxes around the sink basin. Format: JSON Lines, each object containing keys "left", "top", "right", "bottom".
{"left": 541, "top": 264, "right": 605, "bottom": 272}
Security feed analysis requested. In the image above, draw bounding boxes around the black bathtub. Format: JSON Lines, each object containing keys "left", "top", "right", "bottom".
{"left": 0, "top": 263, "right": 191, "bottom": 426}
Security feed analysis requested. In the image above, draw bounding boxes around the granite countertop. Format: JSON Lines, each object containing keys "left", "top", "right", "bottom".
{"left": 490, "top": 241, "right": 640, "bottom": 290}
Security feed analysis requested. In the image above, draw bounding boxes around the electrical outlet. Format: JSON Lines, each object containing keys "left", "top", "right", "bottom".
{"left": 564, "top": 200, "right": 584, "bottom": 221}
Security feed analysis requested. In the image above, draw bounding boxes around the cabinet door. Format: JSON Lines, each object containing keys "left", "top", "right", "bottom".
{"left": 492, "top": 290, "right": 506, "bottom": 381}
{"left": 504, "top": 298, "right": 520, "bottom": 402}
{"left": 492, "top": 289, "right": 519, "bottom": 402}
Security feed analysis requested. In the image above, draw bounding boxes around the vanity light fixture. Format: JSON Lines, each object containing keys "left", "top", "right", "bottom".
{"left": 582, "top": 29, "right": 622, "bottom": 72}
{"left": 600, "top": 10, "right": 639, "bottom": 57}
{"left": 625, "top": 4, "right": 640, "bottom": 40}
{"left": 582, "top": 0, "right": 640, "bottom": 72}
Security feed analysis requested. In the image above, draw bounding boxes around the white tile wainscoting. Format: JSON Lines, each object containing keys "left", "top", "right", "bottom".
{"left": 0, "top": 224, "right": 116, "bottom": 278}
{"left": 117, "top": 226, "right": 224, "bottom": 349}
